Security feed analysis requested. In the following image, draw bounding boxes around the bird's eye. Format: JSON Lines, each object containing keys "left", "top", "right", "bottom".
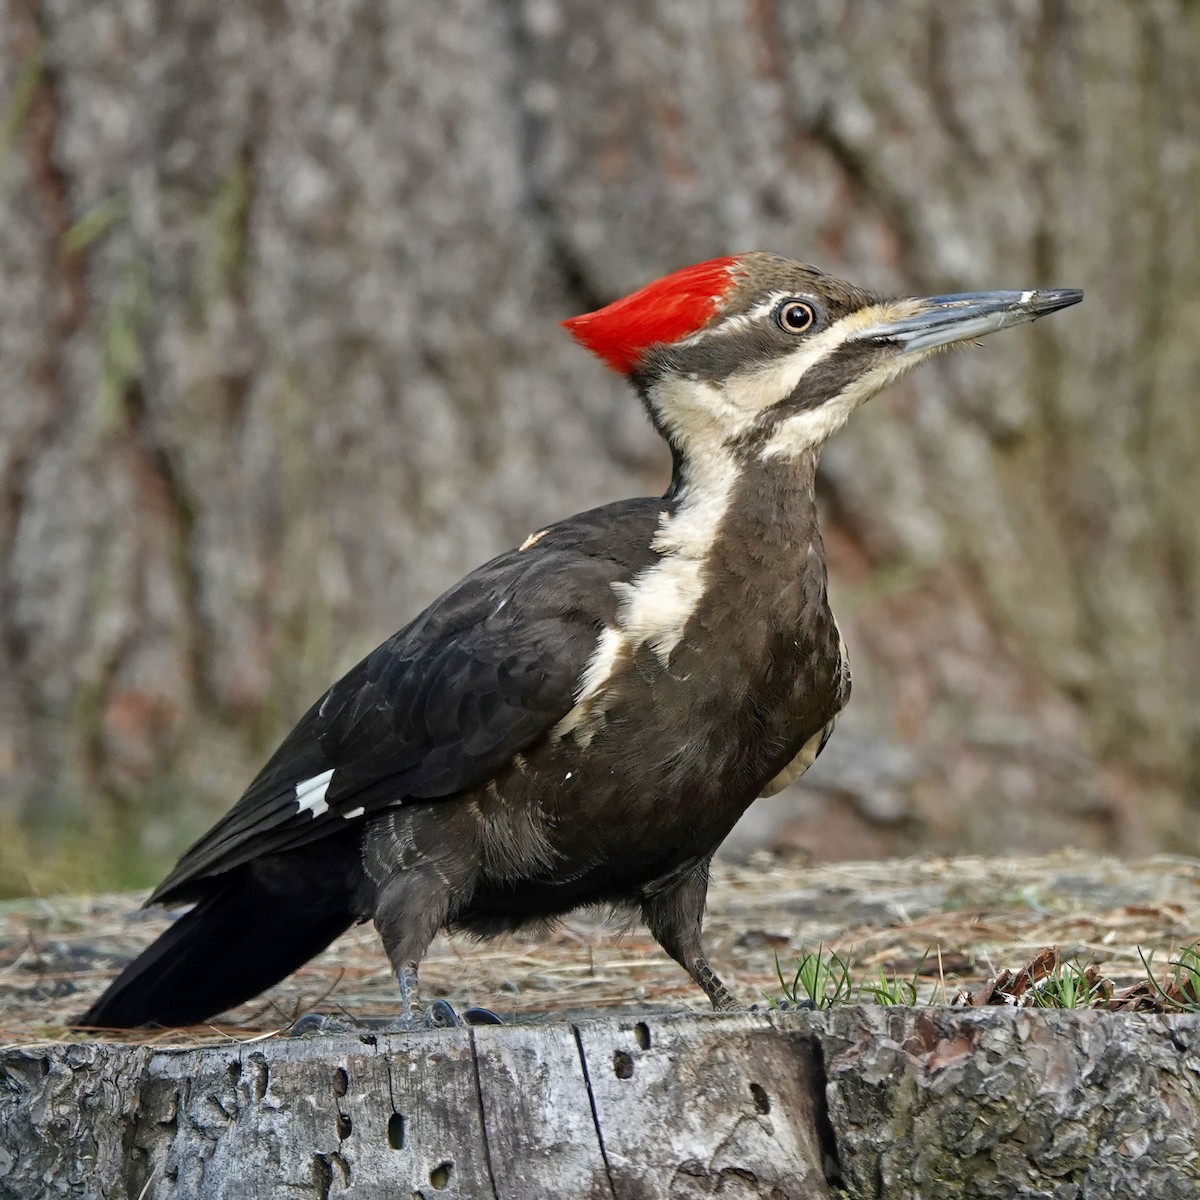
{"left": 776, "top": 300, "right": 816, "bottom": 333}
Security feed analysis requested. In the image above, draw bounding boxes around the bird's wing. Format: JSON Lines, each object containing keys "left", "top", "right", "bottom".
{"left": 151, "top": 499, "right": 662, "bottom": 904}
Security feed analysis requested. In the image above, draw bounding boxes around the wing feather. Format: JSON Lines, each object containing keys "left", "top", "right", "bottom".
{"left": 151, "top": 498, "right": 661, "bottom": 903}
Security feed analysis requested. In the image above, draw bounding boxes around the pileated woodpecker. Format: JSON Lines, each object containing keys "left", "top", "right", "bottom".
{"left": 80, "top": 255, "right": 1081, "bottom": 1029}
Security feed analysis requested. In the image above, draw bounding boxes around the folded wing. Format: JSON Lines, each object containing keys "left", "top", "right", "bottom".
{"left": 152, "top": 498, "right": 662, "bottom": 904}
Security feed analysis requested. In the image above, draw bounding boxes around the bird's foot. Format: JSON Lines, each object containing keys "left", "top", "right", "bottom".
{"left": 422, "top": 999, "right": 504, "bottom": 1028}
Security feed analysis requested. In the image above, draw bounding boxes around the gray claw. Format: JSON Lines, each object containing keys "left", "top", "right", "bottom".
{"left": 462, "top": 1006, "right": 504, "bottom": 1026}
{"left": 421, "top": 1000, "right": 504, "bottom": 1028}
{"left": 424, "top": 999, "right": 463, "bottom": 1028}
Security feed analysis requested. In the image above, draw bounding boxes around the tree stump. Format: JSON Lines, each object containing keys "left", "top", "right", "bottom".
{"left": 4, "top": 1008, "right": 1199, "bottom": 1199}
{"left": 7, "top": 855, "right": 1200, "bottom": 1196}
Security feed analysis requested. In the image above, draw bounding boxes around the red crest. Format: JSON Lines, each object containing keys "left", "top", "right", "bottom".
{"left": 562, "top": 256, "right": 743, "bottom": 374}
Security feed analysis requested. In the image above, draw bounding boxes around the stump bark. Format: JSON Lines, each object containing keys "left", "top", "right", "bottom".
{"left": 4, "top": 1008, "right": 1198, "bottom": 1200}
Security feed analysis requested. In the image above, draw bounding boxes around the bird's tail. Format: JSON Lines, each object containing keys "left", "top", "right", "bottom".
{"left": 77, "top": 870, "right": 355, "bottom": 1029}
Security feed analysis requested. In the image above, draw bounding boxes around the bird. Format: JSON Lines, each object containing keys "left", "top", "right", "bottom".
{"left": 78, "top": 254, "right": 1082, "bottom": 1029}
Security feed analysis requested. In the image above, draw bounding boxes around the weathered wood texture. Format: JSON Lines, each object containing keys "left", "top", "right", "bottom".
{"left": 3, "top": 1009, "right": 1198, "bottom": 1199}
{"left": 2, "top": 2, "right": 1199, "bottom": 883}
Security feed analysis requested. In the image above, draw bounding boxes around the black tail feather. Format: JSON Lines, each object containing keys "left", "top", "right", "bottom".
{"left": 78, "top": 870, "right": 355, "bottom": 1029}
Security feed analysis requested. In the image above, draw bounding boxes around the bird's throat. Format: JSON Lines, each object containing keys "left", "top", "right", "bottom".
{"left": 694, "top": 446, "right": 829, "bottom": 626}
{"left": 652, "top": 442, "right": 826, "bottom": 667}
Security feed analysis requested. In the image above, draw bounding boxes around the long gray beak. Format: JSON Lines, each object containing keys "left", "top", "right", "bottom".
{"left": 854, "top": 288, "right": 1084, "bottom": 353}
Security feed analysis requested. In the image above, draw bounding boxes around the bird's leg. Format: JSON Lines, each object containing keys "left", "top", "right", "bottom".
{"left": 687, "top": 957, "right": 742, "bottom": 1013}
{"left": 642, "top": 858, "right": 742, "bottom": 1013}
{"left": 287, "top": 865, "right": 449, "bottom": 1037}
{"left": 374, "top": 867, "right": 454, "bottom": 1027}
{"left": 396, "top": 961, "right": 422, "bottom": 1020}
{"left": 373, "top": 864, "right": 502, "bottom": 1028}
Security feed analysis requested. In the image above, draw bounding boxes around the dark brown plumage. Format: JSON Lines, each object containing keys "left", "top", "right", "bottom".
{"left": 79, "top": 255, "right": 1081, "bottom": 1028}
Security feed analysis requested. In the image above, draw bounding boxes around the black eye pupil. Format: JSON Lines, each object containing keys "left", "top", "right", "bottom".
{"left": 779, "top": 301, "right": 814, "bottom": 332}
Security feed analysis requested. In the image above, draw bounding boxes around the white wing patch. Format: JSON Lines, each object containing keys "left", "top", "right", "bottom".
{"left": 295, "top": 768, "right": 335, "bottom": 817}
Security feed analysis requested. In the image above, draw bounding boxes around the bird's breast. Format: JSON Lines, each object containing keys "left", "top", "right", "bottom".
{"left": 547, "top": 590, "right": 846, "bottom": 825}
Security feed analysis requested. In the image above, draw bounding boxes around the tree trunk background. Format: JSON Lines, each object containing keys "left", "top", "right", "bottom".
{"left": 1, "top": 0, "right": 1198, "bottom": 884}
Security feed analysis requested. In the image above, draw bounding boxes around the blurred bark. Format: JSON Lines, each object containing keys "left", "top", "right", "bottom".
{"left": 0, "top": 0, "right": 1197, "bottom": 877}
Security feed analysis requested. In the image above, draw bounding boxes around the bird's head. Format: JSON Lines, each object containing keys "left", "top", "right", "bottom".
{"left": 564, "top": 253, "right": 1082, "bottom": 466}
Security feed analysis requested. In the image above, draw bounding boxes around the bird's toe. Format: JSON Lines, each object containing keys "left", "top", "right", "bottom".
{"left": 423, "top": 999, "right": 462, "bottom": 1028}
{"left": 286, "top": 1012, "right": 356, "bottom": 1037}
{"left": 461, "top": 1005, "right": 504, "bottom": 1025}
{"left": 422, "top": 1000, "right": 504, "bottom": 1028}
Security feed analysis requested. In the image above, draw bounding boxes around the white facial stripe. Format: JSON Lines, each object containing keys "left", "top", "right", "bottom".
{"left": 759, "top": 350, "right": 930, "bottom": 460}
{"left": 744, "top": 291, "right": 798, "bottom": 322}
{"left": 758, "top": 393, "right": 860, "bottom": 459}
{"left": 697, "top": 291, "right": 799, "bottom": 339}
{"left": 648, "top": 373, "right": 757, "bottom": 450}
{"left": 724, "top": 301, "right": 911, "bottom": 419}
{"left": 675, "top": 310, "right": 757, "bottom": 344}
{"left": 653, "top": 301, "right": 916, "bottom": 454}
{"left": 295, "top": 768, "right": 335, "bottom": 817}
